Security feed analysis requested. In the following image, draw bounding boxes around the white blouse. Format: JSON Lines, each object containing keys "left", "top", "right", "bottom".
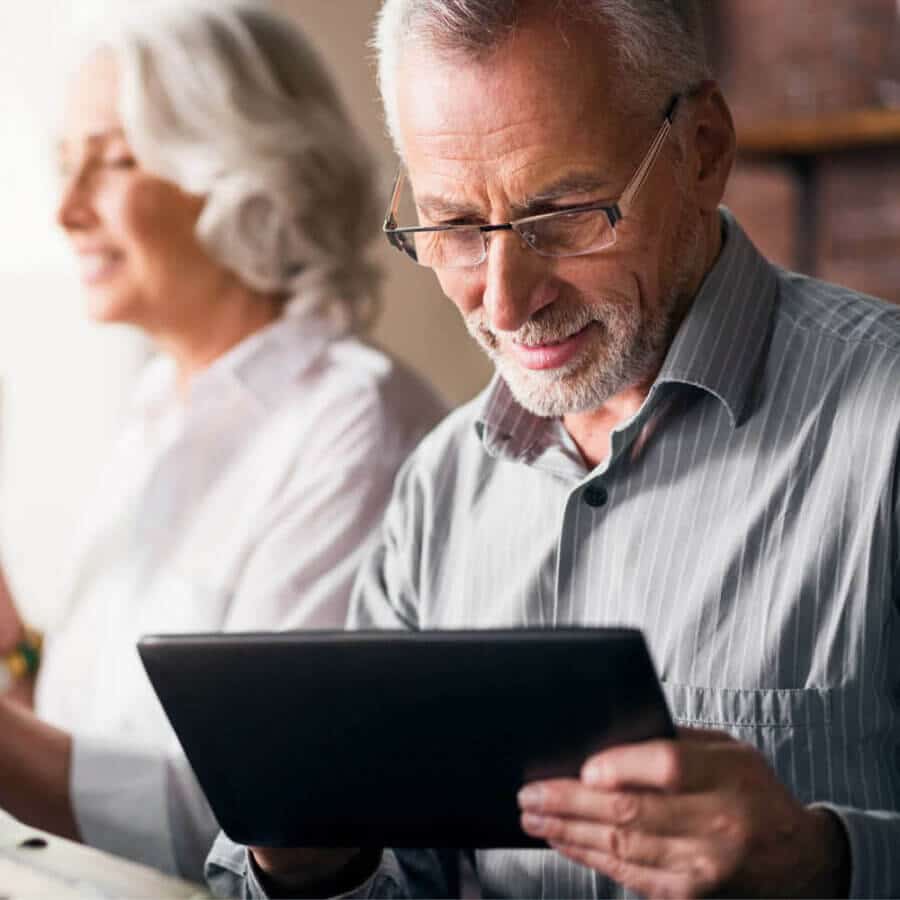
{"left": 34, "top": 312, "right": 444, "bottom": 880}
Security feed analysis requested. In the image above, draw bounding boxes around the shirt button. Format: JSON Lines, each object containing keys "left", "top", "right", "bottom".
{"left": 583, "top": 482, "right": 608, "bottom": 508}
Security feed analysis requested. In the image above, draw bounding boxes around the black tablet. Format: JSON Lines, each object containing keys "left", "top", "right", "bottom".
{"left": 138, "top": 628, "right": 674, "bottom": 848}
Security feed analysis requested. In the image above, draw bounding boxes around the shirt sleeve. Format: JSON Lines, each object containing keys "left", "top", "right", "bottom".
{"left": 221, "top": 457, "right": 397, "bottom": 633}
{"left": 894, "top": 438, "right": 900, "bottom": 611}
{"left": 223, "top": 400, "right": 422, "bottom": 635}
{"left": 347, "top": 455, "right": 425, "bottom": 631}
{"left": 68, "top": 450, "right": 400, "bottom": 880}
{"left": 205, "top": 833, "right": 456, "bottom": 899}
{"left": 811, "top": 804, "right": 900, "bottom": 899}
{"left": 71, "top": 733, "right": 217, "bottom": 880}
{"left": 204, "top": 452, "right": 465, "bottom": 898}
{"left": 814, "top": 437, "right": 900, "bottom": 900}
{"left": 71, "top": 396, "right": 429, "bottom": 879}
{"left": 826, "top": 448, "right": 900, "bottom": 893}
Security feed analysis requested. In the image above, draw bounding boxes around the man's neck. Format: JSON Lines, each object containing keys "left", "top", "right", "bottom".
{"left": 563, "top": 211, "right": 726, "bottom": 470}
{"left": 562, "top": 381, "right": 654, "bottom": 470}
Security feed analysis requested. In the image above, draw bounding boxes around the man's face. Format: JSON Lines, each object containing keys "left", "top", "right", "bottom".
{"left": 395, "top": 18, "right": 708, "bottom": 417}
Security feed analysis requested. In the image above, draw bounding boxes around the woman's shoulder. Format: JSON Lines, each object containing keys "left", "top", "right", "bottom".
{"left": 310, "top": 335, "right": 448, "bottom": 456}
{"left": 324, "top": 335, "right": 444, "bottom": 408}
{"left": 260, "top": 326, "right": 448, "bottom": 465}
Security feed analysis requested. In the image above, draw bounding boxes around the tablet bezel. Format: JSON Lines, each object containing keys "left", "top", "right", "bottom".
{"left": 139, "top": 628, "right": 674, "bottom": 848}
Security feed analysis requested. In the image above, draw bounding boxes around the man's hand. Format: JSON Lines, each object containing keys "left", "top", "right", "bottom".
{"left": 518, "top": 728, "right": 850, "bottom": 899}
{"left": 249, "top": 847, "right": 374, "bottom": 897}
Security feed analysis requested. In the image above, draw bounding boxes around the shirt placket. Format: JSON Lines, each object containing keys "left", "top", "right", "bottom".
{"left": 552, "top": 398, "right": 661, "bottom": 629}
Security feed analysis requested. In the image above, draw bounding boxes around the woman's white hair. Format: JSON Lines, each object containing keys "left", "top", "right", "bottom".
{"left": 94, "top": 0, "right": 380, "bottom": 331}
{"left": 374, "top": 0, "right": 711, "bottom": 156}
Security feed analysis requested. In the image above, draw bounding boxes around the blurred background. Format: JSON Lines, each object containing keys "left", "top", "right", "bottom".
{"left": 1, "top": 0, "right": 898, "bottom": 628}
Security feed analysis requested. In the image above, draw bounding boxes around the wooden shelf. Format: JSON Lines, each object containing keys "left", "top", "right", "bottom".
{"left": 737, "top": 108, "right": 900, "bottom": 155}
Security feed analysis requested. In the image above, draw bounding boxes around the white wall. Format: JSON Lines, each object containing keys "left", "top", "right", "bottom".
{"left": 0, "top": 0, "right": 493, "bottom": 627}
{"left": 0, "top": 2, "right": 147, "bottom": 626}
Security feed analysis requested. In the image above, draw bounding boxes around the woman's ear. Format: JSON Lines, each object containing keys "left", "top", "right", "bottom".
{"left": 686, "top": 81, "right": 737, "bottom": 212}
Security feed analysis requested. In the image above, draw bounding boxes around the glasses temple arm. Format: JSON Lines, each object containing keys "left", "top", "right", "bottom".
{"left": 383, "top": 169, "right": 406, "bottom": 230}
{"left": 618, "top": 94, "right": 681, "bottom": 215}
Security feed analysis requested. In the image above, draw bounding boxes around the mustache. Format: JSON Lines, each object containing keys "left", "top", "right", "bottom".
{"left": 467, "top": 302, "right": 602, "bottom": 349}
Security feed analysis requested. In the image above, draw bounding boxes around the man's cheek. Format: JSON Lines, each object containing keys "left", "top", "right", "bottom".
{"left": 438, "top": 270, "right": 482, "bottom": 316}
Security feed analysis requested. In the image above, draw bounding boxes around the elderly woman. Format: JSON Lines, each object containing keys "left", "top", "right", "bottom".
{"left": 0, "top": 0, "right": 442, "bottom": 881}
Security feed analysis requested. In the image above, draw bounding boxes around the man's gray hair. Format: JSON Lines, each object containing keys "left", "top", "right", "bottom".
{"left": 96, "top": 0, "right": 380, "bottom": 331}
{"left": 374, "top": 0, "right": 710, "bottom": 156}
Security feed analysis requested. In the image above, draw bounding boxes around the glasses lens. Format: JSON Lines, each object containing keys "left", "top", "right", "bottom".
{"left": 521, "top": 209, "right": 615, "bottom": 257}
{"left": 385, "top": 173, "right": 486, "bottom": 269}
{"left": 412, "top": 229, "right": 485, "bottom": 268}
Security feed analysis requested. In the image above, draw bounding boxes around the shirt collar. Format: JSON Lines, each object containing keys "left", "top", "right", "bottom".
{"left": 656, "top": 208, "right": 777, "bottom": 427}
{"left": 215, "top": 312, "right": 341, "bottom": 411}
{"left": 129, "top": 312, "right": 342, "bottom": 423}
{"left": 476, "top": 209, "right": 778, "bottom": 460}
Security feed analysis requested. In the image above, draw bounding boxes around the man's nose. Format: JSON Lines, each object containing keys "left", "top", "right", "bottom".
{"left": 481, "top": 231, "right": 558, "bottom": 333}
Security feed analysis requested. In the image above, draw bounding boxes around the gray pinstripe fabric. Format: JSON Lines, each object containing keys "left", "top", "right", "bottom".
{"left": 206, "top": 210, "right": 900, "bottom": 899}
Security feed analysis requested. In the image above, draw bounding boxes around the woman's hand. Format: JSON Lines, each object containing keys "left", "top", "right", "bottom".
{"left": 0, "top": 694, "right": 78, "bottom": 840}
{"left": 0, "top": 565, "right": 23, "bottom": 655}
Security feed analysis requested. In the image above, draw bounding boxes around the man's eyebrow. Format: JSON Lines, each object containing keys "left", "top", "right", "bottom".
{"left": 518, "top": 174, "right": 612, "bottom": 210}
{"left": 412, "top": 173, "right": 612, "bottom": 222}
{"left": 414, "top": 194, "right": 482, "bottom": 220}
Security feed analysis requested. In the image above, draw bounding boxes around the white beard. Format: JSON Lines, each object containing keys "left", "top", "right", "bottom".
{"left": 465, "top": 217, "right": 703, "bottom": 418}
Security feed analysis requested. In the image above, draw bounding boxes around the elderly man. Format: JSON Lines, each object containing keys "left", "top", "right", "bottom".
{"left": 207, "top": 1, "right": 900, "bottom": 897}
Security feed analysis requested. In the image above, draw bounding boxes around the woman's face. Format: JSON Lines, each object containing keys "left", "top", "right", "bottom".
{"left": 56, "top": 52, "right": 222, "bottom": 334}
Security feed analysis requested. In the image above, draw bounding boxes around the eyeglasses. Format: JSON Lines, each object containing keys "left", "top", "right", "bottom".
{"left": 383, "top": 94, "right": 682, "bottom": 270}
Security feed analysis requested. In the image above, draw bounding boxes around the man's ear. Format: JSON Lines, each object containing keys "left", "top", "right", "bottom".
{"left": 686, "top": 80, "right": 736, "bottom": 212}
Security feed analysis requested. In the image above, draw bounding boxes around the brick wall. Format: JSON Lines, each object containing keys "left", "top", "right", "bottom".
{"left": 709, "top": 0, "right": 900, "bottom": 305}
{"left": 818, "top": 149, "right": 900, "bottom": 303}
{"left": 722, "top": 162, "right": 799, "bottom": 271}
{"left": 716, "top": 0, "right": 900, "bottom": 123}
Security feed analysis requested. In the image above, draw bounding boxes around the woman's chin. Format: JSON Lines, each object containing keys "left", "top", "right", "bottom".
{"left": 83, "top": 289, "right": 142, "bottom": 327}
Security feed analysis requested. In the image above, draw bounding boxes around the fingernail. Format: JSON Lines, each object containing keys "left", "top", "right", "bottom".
{"left": 521, "top": 812, "right": 546, "bottom": 835}
{"left": 582, "top": 761, "right": 609, "bottom": 786}
{"left": 517, "top": 784, "right": 544, "bottom": 809}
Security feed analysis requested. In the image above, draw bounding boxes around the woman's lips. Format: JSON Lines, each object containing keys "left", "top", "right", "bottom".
{"left": 508, "top": 323, "right": 594, "bottom": 371}
{"left": 78, "top": 250, "right": 124, "bottom": 286}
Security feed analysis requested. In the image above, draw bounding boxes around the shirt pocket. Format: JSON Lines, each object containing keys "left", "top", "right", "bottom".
{"left": 663, "top": 682, "right": 833, "bottom": 732}
{"left": 659, "top": 682, "right": 891, "bottom": 808}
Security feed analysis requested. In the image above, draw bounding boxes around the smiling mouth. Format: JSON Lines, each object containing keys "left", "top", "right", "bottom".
{"left": 509, "top": 322, "right": 596, "bottom": 371}
{"left": 78, "top": 251, "right": 123, "bottom": 285}
{"left": 516, "top": 325, "right": 590, "bottom": 349}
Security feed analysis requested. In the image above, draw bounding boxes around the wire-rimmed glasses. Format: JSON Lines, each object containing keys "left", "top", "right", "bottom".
{"left": 382, "top": 94, "right": 682, "bottom": 270}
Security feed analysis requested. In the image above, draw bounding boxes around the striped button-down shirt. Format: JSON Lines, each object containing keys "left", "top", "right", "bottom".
{"left": 207, "top": 211, "right": 900, "bottom": 899}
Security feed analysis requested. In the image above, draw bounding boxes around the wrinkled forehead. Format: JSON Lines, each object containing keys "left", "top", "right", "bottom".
{"left": 394, "top": 18, "right": 636, "bottom": 205}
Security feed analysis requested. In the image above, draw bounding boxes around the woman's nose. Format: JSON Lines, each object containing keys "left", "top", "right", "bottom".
{"left": 56, "top": 166, "right": 97, "bottom": 232}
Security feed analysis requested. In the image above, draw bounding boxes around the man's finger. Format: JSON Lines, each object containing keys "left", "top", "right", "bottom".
{"left": 550, "top": 843, "right": 713, "bottom": 899}
{"left": 522, "top": 812, "right": 705, "bottom": 870}
{"left": 579, "top": 735, "right": 733, "bottom": 792}
{"left": 517, "top": 779, "right": 718, "bottom": 834}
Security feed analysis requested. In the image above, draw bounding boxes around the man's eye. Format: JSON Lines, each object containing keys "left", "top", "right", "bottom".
{"left": 552, "top": 208, "right": 599, "bottom": 222}
{"left": 532, "top": 197, "right": 608, "bottom": 216}
{"left": 422, "top": 214, "right": 480, "bottom": 227}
